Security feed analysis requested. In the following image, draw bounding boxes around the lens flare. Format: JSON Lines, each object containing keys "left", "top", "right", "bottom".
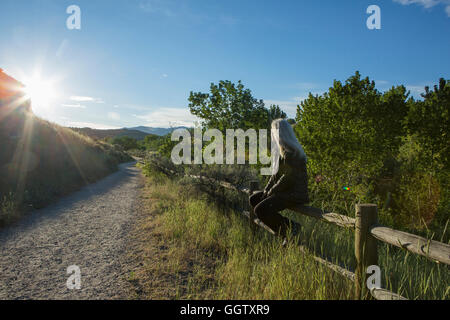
{"left": 22, "top": 74, "right": 57, "bottom": 112}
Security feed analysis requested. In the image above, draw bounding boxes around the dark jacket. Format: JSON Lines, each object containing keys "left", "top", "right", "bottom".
{"left": 264, "top": 150, "right": 309, "bottom": 204}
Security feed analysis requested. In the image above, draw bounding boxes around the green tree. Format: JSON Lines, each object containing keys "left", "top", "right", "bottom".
{"left": 112, "top": 136, "right": 138, "bottom": 151}
{"left": 286, "top": 118, "right": 296, "bottom": 125}
{"left": 405, "top": 78, "right": 449, "bottom": 169}
{"left": 295, "top": 71, "right": 410, "bottom": 181}
{"left": 188, "top": 80, "right": 269, "bottom": 131}
{"left": 141, "top": 134, "right": 164, "bottom": 151}
{"left": 267, "top": 104, "right": 287, "bottom": 124}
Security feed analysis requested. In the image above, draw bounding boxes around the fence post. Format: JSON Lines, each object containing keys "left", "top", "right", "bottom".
{"left": 354, "top": 204, "right": 378, "bottom": 300}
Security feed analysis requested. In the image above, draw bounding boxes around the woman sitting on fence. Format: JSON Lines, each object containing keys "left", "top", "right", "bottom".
{"left": 249, "top": 118, "right": 309, "bottom": 243}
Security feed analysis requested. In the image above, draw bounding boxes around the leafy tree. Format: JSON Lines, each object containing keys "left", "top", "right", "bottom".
{"left": 188, "top": 80, "right": 269, "bottom": 131}
{"left": 140, "top": 134, "right": 164, "bottom": 151}
{"left": 286, "top": 118, "right": 296, "bottom": 125}
{"left": 157, "top": 131, "right": 183, "bottom": 159}
{"left": 405, "top": 78, "right": 449, "bottom": 169}
{"left": 112, "top": 136, "right": 138, "bottom": 151}
{"left": 267, "top": 104, "right": 287, "bottom": 124}
{"left": 295, "top": 71, "right": 410, "bottom": 181}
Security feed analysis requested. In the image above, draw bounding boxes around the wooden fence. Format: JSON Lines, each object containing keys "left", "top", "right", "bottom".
{"left": 146, "top": 160, "right": 450, "bottom": 300}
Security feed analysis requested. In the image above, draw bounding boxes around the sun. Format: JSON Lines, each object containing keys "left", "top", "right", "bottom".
{"left": 22, "top": 74, "right": 58, "bottom": 112}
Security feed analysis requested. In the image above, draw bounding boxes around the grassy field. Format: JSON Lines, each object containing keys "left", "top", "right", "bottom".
{"left": 133, "top": 163, "right": 449, "bottom": 300}
{"left": 133, "top": 165, "right": 352, "bottom": 299}
{"left": 0, "top": 106, "right": 132, "bottom": 227}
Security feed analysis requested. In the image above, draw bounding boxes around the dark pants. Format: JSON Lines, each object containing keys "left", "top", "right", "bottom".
{"left": 249, "top": 191, "right": 293, "bottom": 237}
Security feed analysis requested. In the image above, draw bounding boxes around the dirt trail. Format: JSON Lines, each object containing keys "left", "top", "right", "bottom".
{"left": 0, "top": 162, "right": 143, "bottom": 299}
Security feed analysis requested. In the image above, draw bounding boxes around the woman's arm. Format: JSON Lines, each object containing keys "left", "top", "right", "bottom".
{"left": 267, "top": 173, "right": 295, "bottom": 195}
{"left": 266, "top": 151, "right": 298, "bottom": 195}
{"left": 263, "top": 174, "right": 277, "bottom": 195}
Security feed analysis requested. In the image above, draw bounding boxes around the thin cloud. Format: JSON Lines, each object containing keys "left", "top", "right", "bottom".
{"left": 393, "top": 0, "right": 450, "bottom": 16}
{"left": 264, "top": 98, "right": 303, "bottom": 118}
{"left": 61, "top": 103, "right": 87, "bottom": 109}
{"left": 121, "top": 104, "right": 155, "bottom": 111}
{"left": 108, "top": 112, "right": 121, "bottom": 120}
{"left": 394, "top": 0, "right": 440, "bottom": 8}
{"left": 265, "top": 91, "right": 325, "bottom": 118}
{"left": 69, "top": 96, "right": 105, "bottom": 103}
{"left": 69, "top": 96, "right": 94, "bottom": 102}
{"left": 376, "top": 80, "right": 390, "bottom": 86}
{"left": 135, "top": 107, "right": 199, "bottom": 128}
{"left": 405, "top": 84, "right": 427, "bottom": 96}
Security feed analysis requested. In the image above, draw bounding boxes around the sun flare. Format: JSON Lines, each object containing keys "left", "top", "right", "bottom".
{"left": 22, "top": 74, "right": 58, "bottom": 112}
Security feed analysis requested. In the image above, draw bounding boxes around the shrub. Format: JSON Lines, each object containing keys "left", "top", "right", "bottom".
{"left": 0, "top": 192, "right": 20, "bottom": 226}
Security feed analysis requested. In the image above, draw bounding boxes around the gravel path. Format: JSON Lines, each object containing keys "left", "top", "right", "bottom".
{"left": 0, "top": 162, "right": 143, "bottom": 300}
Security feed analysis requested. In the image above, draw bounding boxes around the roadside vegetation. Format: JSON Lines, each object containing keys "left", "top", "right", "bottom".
{"left": 70, "top": 127, "right": 150, "bottom": 141}
{"left": 0, "top": 105, "right": 132, "bottom": 227}
{"left": 149, "top": 73, "right": 449, "bottom": 241}
{"left": 134, "top": 72, "right": 449, "bottom": 300}
{"left": 134, "top": 164, "right": 353, "bottom": 299}
{"left": 135, "top": 162, "right": 449, "bottom": 299}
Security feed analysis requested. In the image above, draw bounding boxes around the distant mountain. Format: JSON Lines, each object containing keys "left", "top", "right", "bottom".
{"left": 70, "top": 127, "right": 152, "bottom": 141}
{"left": 127, "top": 126, "right": 189, "bottom": 136}
{"left": 70, "top": 126, "right": 190, "bottom": 141}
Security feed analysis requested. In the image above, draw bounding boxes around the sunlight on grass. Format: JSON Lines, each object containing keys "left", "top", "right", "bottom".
{"left": 142, "top": 167, "right": 449, "bottom": 300}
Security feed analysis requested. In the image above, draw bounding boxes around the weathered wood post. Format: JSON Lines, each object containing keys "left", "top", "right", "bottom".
{"left": 355, "top": 204, "right": 378, "bottom": 300}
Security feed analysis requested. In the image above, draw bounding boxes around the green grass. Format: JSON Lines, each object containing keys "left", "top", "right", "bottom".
{"left": 141, "top": 164, "right": 449, "bottom": 300}
{"left": 283, "top": 195, "right": 449, "bottom": 300}
{"left": 0, "top": 107, "right": 133, "bottom": 227}
{"left": 0, "top": 192, "right": 20, "bottom": 226}
{"left": 142, "top": 167, "right": 353, "bottom": 299}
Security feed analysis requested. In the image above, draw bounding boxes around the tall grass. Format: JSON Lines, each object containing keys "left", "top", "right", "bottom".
{"left": 0, "top": 107, "right": 132, "bottom": 226}
{"left": 0, "top": 192, "right": 19, "bottom": 226}
{"left": 141, "top": 163, "right": 449, "bottom": 300}
{"left": 142, "top": 166, "right": 353, "bottom": 299}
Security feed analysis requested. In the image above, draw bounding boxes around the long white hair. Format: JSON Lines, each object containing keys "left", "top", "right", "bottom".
{"left": 271, "top": 118, "right": 307, "bottom": 161}
{"left": 271, "top": 119, "right": 307, "bottom": 174}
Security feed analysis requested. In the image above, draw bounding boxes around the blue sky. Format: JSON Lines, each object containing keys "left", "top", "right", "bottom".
{"left": 1, "top": 0, "right": 449, "bottom": 128}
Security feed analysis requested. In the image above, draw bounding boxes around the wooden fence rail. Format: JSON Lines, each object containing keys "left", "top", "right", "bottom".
{"left": 145, "top": 160, "right": 450, "bottom": 300}
{"left": 369, "top": 225, "right": 450, "bottom": 265}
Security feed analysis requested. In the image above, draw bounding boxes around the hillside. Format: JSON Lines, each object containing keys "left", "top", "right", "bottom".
{"left": 128, "top": 126, "right": 188, "bottom": 136}
{"left": 71, "top": 126, "right": 190, "bottom": 141}
{"left": 0, "top": 96, "right": 132, "bottom": 226}
{"left": 70, "top": 127, "right": 151, "bottom": 141}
